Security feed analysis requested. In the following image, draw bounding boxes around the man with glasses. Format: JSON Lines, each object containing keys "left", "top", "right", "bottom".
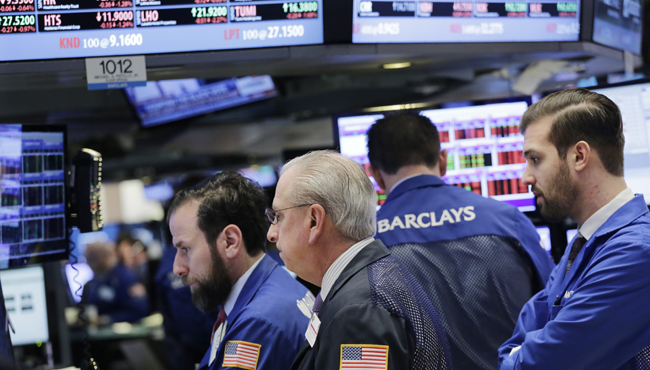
{"left": 168, "top": 171, "right": 312, "bottom": 370}
{"left": 267, "top": 150, "right": 451, "bottom": 370}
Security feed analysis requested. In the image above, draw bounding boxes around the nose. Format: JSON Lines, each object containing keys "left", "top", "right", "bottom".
{"left": 172, "top": 249, "right": 188, "bottom": 277}
{"left": 267, "top": 223, "right": 278, "bottom": 243}
{"left": 521, "top": 164, "right": 535, "bottom": 189}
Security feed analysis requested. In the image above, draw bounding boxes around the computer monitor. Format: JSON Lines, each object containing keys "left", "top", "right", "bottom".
{"left": 590, "top": 80, "right": 650, "bottom": 204}
{"left": 536, "top": 226, "right": 552, "bottom": 254}
{"left": 0, "top": 265, "right": 49, "bottom": 346}
{"left": 334, "top": 99, "right": 535, "bottom": 212}
{"left": 125, "top": 76, "right": 279, "bottom": 127}
{"left": 0, "top": 124, "right": 69, "bottom": 269}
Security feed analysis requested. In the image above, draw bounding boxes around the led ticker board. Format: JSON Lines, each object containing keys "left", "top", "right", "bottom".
{"left": 352, "top": 1, "right": 580, "bottom": 43}
{"left": 0, "top": 0, "right": 323, "bottom": 61}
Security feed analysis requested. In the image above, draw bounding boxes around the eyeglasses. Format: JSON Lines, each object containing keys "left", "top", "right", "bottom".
{"left": 265, "top": 204, "right": 313, "bottom": 224}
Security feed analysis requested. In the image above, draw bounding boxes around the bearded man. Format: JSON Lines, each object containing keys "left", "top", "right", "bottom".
{"left": 168, "top": 171, "right": 311, "bottom": 370}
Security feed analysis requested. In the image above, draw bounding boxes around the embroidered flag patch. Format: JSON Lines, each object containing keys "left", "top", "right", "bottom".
{"left": 222, "top": 341, "right": 261, "bottom": 370}
{"left": 340, "top": 344, "right": 388, "bottom": 370}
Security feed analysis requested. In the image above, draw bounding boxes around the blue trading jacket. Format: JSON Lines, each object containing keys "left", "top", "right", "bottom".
{"left": 499, "top": 194, "right": 650, "bottom": 370}
{"left": 83, "top": 263, "right": 150, "bottom": 323}
{"left": 198, "top": 254, "right": 311, "bottom": 370}
{"left": 376, "top": 175, "right": 554, "bottom": 370}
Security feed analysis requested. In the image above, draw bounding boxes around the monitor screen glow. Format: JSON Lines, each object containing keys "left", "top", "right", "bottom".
{"left": 591, "top": 81, "right": 650, "bottom": 204}
{"left": 336, "top": 100, "right": 536, "bottom": 212}
{"left": 0, "top": 265, "right": 49, "bottom": 346}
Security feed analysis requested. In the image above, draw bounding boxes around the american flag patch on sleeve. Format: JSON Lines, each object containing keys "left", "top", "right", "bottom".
{"left": 222, "top": 341, "right": 261, "bottom": 370}
{"left": 340, "top": 344, "right": 389, "bottom": 370}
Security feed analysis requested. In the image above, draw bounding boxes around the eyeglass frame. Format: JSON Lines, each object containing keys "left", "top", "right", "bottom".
{"left": 265, "top": 203, "right": 313, "bottom": 224}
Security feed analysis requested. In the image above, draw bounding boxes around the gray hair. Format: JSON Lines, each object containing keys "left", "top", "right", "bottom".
{"left": 281, "top": 150, "right": 376, "bottom": 241}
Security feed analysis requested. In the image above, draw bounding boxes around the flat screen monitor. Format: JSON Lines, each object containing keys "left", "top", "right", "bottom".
{"left": 536, "top": 225, "right": 551, "bottom": 254}
{"left": 0, "top": 265, "right": 49, "bottom": 346}
{"left": 0, "top": 124, "right": 69, "bottom": 269}
{"left": 334, "top": 99, "right": 536, "bottom": 212}
{"left": 352, "top": 0, "right": 580, "bottom": 43}
{"left": 590, "top": 80, "right": 650, "bottom": 204}
{"left": 592, "top": 0, "right": 643, "bottom": 54}
{"left": 566, "top": 228, "right": 578, "bottom": 243}
{"left": 125, "top": 75, "right": 279, "bottom": 127}
{"left": 0, "top": 0, "right": 323, "bottom": 61}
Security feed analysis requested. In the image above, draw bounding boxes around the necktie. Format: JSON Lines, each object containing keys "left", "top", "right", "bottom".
{"left": 566, "top": 236, "right": 586, "bottom": 275}
{"left": 211, "top": 307, "right": 227, "bottom": 344}
{"left": 312, "top": 293, "right": 323, "bottom": 315}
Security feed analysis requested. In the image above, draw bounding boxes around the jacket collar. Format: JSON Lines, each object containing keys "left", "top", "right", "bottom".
{"left": 229, "top": 254, "right": 278, "bottom": 320}
{"left": 326, "top": 239, "right": 390, "bottom": 304}
{"left": 386, "top": 174, "right": 445, "bottom": 204}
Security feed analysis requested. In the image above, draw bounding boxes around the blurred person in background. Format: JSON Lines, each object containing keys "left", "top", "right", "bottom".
{"left": 82, "top": 241, "right": 150, "bottom": 325}
{"left": 116, "top": 231, "right": 149, "bottom": 286}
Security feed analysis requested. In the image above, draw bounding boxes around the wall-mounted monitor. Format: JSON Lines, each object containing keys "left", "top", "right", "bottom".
{"left": 0, "top": 265, "right": 49, "bottom": 346}
{"left": 125, "top": 76, "right": 278, "bottom": 127}
{"left": 0, "top": 0, "right": 323, "bottom": 61}
{"left": 592, "top": 0, "right": 643, "bottom": 55}
{"left": 352, "top": 0, "right": 580, "bottom": 43}
{"left": 0, "top": 124, "right": 69, "bottom": 269}
{"left": 590, "top": 79, "right": 650, "bottom": 204}
{"left": 334, "top": 99, "right": 536, "bottom": 212}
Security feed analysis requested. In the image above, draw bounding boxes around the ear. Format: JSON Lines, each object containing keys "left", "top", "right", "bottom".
{"left": 438, "top": 149, "right": 448, "bottom": 177}
{"left": 572, "top": 141, "right": 590, "bottom": 172}
{"left": 368, "top": 165, "right": 387, "bottom": 191}
{"left": 307, "top": 204, "right": 327, "bottom": 245}
{"left": 219, "top": 224, "right": 244, "bottom": 260}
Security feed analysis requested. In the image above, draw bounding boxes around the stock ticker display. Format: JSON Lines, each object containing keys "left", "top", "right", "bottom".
{"left": 0, "top": 0, "right": 323, "bottom": 61}
{"left": 0, "top": 125, "right": 67, "bottom": 268}
{"left": 337, "top": 101, "right": 535, "bottom": 212}
{"left": 352, "top": 0, "right": 580, "bottom": 43}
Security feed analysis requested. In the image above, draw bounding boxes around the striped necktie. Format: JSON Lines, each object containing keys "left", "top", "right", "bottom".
{"left": 566, "top": 236, "right": 587, "bottom": 275}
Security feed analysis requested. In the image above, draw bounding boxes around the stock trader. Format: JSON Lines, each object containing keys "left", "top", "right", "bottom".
{"left": 365, "top": 113, "right": 554, "bottom": 369}
{"left": 267, "top": 151, "right": 451, "bottom": 370}
{"left": 82, "top": 241, "right": 150, "bottom": 325}
{"left": 168, "top": 172, "right": 311, "bottom": 370}
{"left": 499, "top": 89, "right": 650, "bottom": 369}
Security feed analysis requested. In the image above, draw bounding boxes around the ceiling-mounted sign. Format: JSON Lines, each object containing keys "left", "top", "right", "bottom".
{"left": 85, "top": 55, "right": 146, "bottom": 90}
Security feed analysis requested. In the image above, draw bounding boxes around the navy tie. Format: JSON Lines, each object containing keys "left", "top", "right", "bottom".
{"left": 566, "top": 236, "right": 587, "bottom": 275}
{"left": 313, "top": 293, "right": 323, "bottom": 315}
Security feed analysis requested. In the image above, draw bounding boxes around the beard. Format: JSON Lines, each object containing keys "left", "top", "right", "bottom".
{"left": 535, "top": 161, "right": 579, "bottom": 222}
{"left": 183, "top": 246, "right": 232, "bottom": 313}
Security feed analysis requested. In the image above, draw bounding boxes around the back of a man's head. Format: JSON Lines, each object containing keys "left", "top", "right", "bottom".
{"left": 520, "top": 88, "right": 625, "bottom": 176}
{"left": 167, "top": 171, "right": 268, "bottom": 256}
{"left": 367, "top": 113, "right": 441, "bottom": 175}
{"left": 281, "top": 150, "right": 376, "bottom": 241}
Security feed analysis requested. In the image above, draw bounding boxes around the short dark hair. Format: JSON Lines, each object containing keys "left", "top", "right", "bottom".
{"left": 167, "top": 171, "right": 268, "bottom": 256}
{"left": 520, "top": 88, "right": 625, "bottom": 176}
{"left": 366, "top": 113, "right": 441, "bottom": 174}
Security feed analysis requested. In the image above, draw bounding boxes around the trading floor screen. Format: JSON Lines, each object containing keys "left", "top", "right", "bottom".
{"left": 0, "top": 124, "right": 67, "bottom": 269}
{"left": 336, "top": 100, "right": 535, "bottom": 212}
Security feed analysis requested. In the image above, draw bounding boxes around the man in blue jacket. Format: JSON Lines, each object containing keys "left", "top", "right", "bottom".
{"left": 498, "top": 88, "right": 650, "bottom": 369}
{"left": 83, "top": 241, "right": 150, "bottom": 324}
{"left": 366, "top": 113, "right": 554, "bottom": 369}
{"left": 168, "top": 172, "right": 311, "bottom": 370}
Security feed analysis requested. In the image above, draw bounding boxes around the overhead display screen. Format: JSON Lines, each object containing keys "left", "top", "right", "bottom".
{"left": 0, "top": 0, "right": 323, "bottom": 61}
{"left": 352, "top": 1, "right": 580, "bottom": 43}
{"left": 592, "top": 0, "right": 643, "bottom": 54}
{"left": 335, "top": 100, "right": 536, "bottom": 212}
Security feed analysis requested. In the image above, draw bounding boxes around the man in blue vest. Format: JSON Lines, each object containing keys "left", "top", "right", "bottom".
{"left": 366, "top": 113, "right": 554, "bottom": 369}
{"left": 499, "top": 89, "right": 650, "bottom": 369}
{"left": 168, "top": 172, "right": 311, "bottom": 370}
